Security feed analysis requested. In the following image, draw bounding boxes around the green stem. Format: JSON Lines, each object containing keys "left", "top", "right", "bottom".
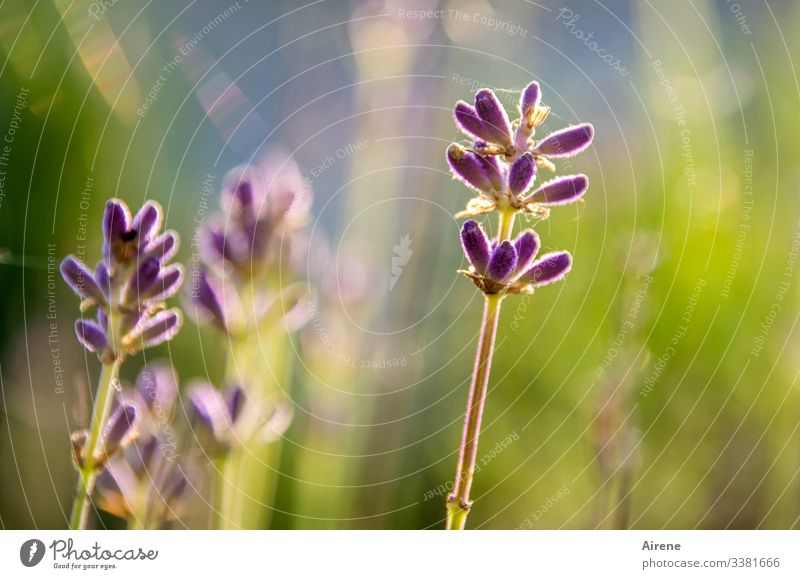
{"left": 446, "top": 293, "right": 503, "bottom": 530}
{"left": 69, "top": 358, "right": 122, "bottom": 530}
{"left": 446, "top": 208, "right": 515, "bottom": 530}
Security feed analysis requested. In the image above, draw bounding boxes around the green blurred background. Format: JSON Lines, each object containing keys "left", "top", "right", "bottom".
{"left": 1, "top": 0, "right": 799, "bottom": 529}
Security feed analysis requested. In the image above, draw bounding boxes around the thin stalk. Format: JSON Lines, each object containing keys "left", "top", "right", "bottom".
{"left": 69, "top": 357, "right": 122, "bottom": 530}
{"left": 446, "top": 293, "right": 502, "bottom": 530}
{"left": 446, "top": 208, "right": 516, "bottom": 530}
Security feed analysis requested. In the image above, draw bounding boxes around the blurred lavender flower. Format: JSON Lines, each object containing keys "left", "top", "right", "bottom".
{"left": 459, "top": 220, "right": 572, "bottom": 294}
{"left": 61, "top": 199, "right": 184, "bottom": 362}
{"left": 91, "top": 363, "right": 191, "bottom": 528}
{"left": 188, "top": 381, "right": 292, "bottom": 457}
{"left": 450, "top": 82, "right": 593, "bottom": 219}
{"left": 190, "top": 153, "right": 312, "bottom": 337}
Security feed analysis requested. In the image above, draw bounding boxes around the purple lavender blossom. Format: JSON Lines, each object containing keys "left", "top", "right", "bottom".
{"left": 92, "top": 363, "right": 191, "bottom": 527}
{"left": 450, "top": 81, "right": 593, "bottom": 218}
{"left": 458, "top": 220, "right": 572, "bottom": 294}
{"left": 191, "top": 154, "right": 314, "bottom": 337}
{"left": 188, "top": 381, "right": 291, "bottom": 456}
{"left": 61, "top": 199, "right": 184, "bottom": 362}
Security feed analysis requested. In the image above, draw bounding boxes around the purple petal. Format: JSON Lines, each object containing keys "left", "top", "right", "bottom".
{"left": 479, "top": 154, "right": 505, "bottom": 192}
{"left": 526, "top": 174, "right": 589, "bottom": 206}
{"left": 102, "top": 404, "right": 137, "bottom": 456}
{"left": 95, "top": 458, "right": 137, "bottom": 518}
{"left": 454, "top": 101, "right": 496, "bottom": 143}
{"left": 190, "top": 269, "right": 227, "bottom": 330}
{"left": 102, "top": 199, "right": 132, "bottom": 246}
{"left": 487, "top": 240, "right": 518, "bottom": 282}
{"left": 60, "top": 256, "right": 105, "bottom": 303}
{"left": 520, "top": 81, "right": 541, "bottom": 118}
{"left": 460, "top": 220, "right": 491, "bottom": 274}
{"left": 221, "top": 165, "right": 263, "bottom": 217}
{"left": 141, "top": 231, "right": 178, "bottom": 262}
{"left": 226, "top": 384, "right": 246, "bottom": 423}
{"left": 126, "top": 309, "right": 182, "bottom": 350}
{"left": 188, "top": 382, "right": 231, "bottom": 444}
{"left": 132, "top": 201, "right": 163, "bottom": 244}
{"left": 513, "top": 230, "right": 540, "bottom": 276}
{"left": 124, "top": 258, "right": 161, "bottom": 305}
{"left": 74, "top": 320, "right": 108, "bottom": 353}
{"left": 524, "top": 251, "right": 573, "bottom": 286}
{"left": 447, "top": 144, "right": 492, "bottom": 193}
{"left": 140, "top": 264, "right": 183, "bottom": 303}
{"left": 94, "top": 262, "right": 110, "bottom": 299}
{"left": 508, "top": 153, "right": 536, "bottom": 196}
{"left": 136, "top": 362, "right": 178, "bottom": 415}
{"left": 534, "top": 123, "right": 594, "bottom": 158}
{"left": 474, "top": 89, "right": 512, "bottom": 145}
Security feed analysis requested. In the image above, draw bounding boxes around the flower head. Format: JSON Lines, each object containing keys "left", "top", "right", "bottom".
{"left": 450, "top": 81, "right": 593, "bottom": 219}
{"left": 91, "top": 363, "right": 191, "bottom": 527}
{"left": 188, "top": 382, "right": 292, "bottom": 457}
{"left": 61, "top": 199, "right": 183, "bottom": 362}
{"left": 459, "top": 220, "right": 572, "bottom": 294}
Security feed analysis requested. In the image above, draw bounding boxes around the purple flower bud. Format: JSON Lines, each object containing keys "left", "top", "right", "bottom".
{"left": 461, "top": 220, "right": 491, "bottom": 274}
{"left": 188, "top": 382, "right": 232, "bottom": 453}
{"left": 524, "top": 251, "right": 572, "bottom": 286}
{"left": 520, "top": 81, "right": 541, "bottom": 118}
{"left": 191, "top": 269, "right": 228, "bottom": 331}
{"left": 227, "top": 384, "right": 246, "bottom": 423}
{"left": 125, "top": 308, "right": 182, "bottom": 351}
{"left": 94, "top": 262, "right": 110, "bottom": 299}
{"left": 454, "top": 101, "right": 496, "bottom": 143}
{"left": 474, "top": 89, "right": 512, "bottom": 146}
{"left": 102, "top": 404, "right": 137, "bottom": 457}
{"left": 141, "top": 231, "right": 178, "bottom": 262}
{"left": 513, "top": 230, "right": 540, "bottom": 276}
{"left": 60, "top": 256, "right": 105, "bottom": 303}
{"left": 480, "top": 154, "right": 505, "bottom": 192}
{"left": 136, "top": 362, "right": 178, "bottom": 415}
{"left": 525, "top": 175, "right": 589, "bottom": 206}
{"left": 487, "top": 241, "right": 518, "bottom": 282}
{"left": 534, "top": 123, "right": 594, "bottom": 158}
{"left": 447, "top": 144, "right": 493, "bottom": 194}
{"left": 124, "top": 258, "right": 161, "bottom": 305}
{"left": 508, "top": 153, "right": 536, "bottom": 196}
{"left": 260, "top": 152, "right": 313, "bottom": 228}
{"left": 95, "top": 459, "right": 136, "bottom": 519}
{"left": 102, "top": 199, "right": 132, "bottom": 246}
{"left": 221, "top": 165, "right": 265, "bottom": 217}
{"left": 132, "top": 201, "right": 163, "bottom": 245}
{"left": 74, "top": 320, "right": 108, "bottom": 353}
{"left": 140, "top": 264, "right": 184, "bottom": 303}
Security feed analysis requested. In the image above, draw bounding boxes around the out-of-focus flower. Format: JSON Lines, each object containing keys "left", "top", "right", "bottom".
{"left": 61, "top": 199, "right": 184, "bottom": 363}
{"left": 190, "top": 153, "right": 313, "bottom": 337}
{"left": 188, "top": 382, "right": 292, "bottom": 457}
{"left": 92, "top": 363, "right": 191, "bottom": 527}
{"left": 459, "top": 220, "right": 572, "bottom": 294}
{"left": 450, "top": 82, "right": 593, "bottom": 219}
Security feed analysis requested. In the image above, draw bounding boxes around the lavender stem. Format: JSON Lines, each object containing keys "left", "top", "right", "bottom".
{"left": 446, "top": 209, "right": 515, "bottom": 530}
{"left": 69, "top": 357, "right": 122, "bottom": 530}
